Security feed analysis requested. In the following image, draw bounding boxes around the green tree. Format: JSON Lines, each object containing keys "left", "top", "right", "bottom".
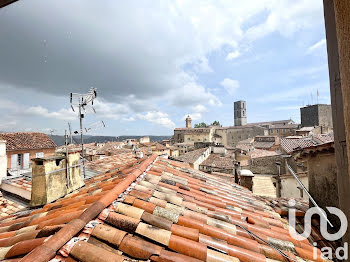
{"left": 194, "top": 122, "right": 207, "bottom": 128}
{"left": 211, "top": 120, "right": 221, "bottom": 126}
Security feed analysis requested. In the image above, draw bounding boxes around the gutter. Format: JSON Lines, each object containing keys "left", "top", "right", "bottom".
{"left": 19, "top": 154, "right": 158, "bottom": 262}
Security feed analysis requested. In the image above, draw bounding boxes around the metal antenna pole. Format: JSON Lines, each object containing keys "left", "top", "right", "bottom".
{"left": 79, "top": 99, "right": 86, "bottom": 178}
{"left": 286, "top": 163, "right": 334, "bottom": 228}
{"left": 65, "top": 130, "right": 70, "bottom": 188}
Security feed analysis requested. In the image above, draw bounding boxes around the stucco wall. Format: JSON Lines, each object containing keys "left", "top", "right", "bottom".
{"left": 6, "top": 148, "right": 55, "bottom": 169}
{"left": 31, "top": 152, "right": 84, "bottom": 206}
{"left": 193, "top": 147, "right": 211, "bottom": 170}
{"left": 280, "top": 174, "right": 309, "bottom": 200}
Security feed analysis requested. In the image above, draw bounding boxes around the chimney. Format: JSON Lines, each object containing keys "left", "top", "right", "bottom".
{"left": 30, "top": 151, "right": 84, "bottom": 206}
{"left": 0, "top": 140, "right": 7, "bottom": 183}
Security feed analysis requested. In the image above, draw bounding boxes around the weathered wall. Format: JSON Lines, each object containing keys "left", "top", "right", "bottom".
{"left": 301, "top": 105, "right": 319, "bottom": 127}
{"left": 225, "top": 126, "right": 267, "bottom": 147}
{"left": 318, "top": 104, "right": 333, "bottom": 128}
{"left": 308, "top": 152, "right": 339, "bottom": 227}
{"left": 0, "top": 140, "right": 7, "bottom": 183}
{"left": 300, "top": 104, "right": 332, "bottom": 128}
{"left": 280, "top": 174, "right": 309, "bottom": 200}
{"left": 250, "top": 155, "right": 285, "bottom": 175}
{"left": 31, "top": 152, "right": 84, "bottom": 206}
{"left": 324, "top": 0, "right": 350, "bottom": 248}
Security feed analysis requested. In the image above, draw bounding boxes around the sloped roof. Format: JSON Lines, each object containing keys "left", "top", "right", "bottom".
{"left": 313, "top": 133, "right": 334, "bottom": 144}
{"left": 0, "top": 193, "right": 26, "bottom": 218}
{"left": 200, "top": 154, "right": 233, "bottom": 169}
{"left": 0, "top": 132, "right": 56, "bottom": 151}
{"left": 280, "top": 137, "right": 319, "bottom": 153}
{"left": 0, "top": 155, "right": 326, "bottom": 262}
{"left": 175, "top": 147, "right": 208, "bottom": 164}
{"left": 249, "top": 149, "right": 279, "bottom": 159}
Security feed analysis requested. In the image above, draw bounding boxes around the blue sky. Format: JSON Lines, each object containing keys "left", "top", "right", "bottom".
{"left": 0, "top": 0, "right": 330, "bottom": 136}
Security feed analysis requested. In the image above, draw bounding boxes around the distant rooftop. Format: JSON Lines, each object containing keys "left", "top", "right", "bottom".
{"left": 0, "top": 132, "right": 56, "bottom": 151}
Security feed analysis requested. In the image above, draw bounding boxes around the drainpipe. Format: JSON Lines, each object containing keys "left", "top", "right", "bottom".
{"left": 275, "top": 162, "right": 282, "bottom": 198}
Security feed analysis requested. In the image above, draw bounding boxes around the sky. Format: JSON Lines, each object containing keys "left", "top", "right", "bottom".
{"left": 0, "top": 0, "right": 330, "bottom": 136}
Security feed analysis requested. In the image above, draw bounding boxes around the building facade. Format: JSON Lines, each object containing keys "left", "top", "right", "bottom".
{"left": 300, "top": 104, "right": 333, "bottom": 128}
{"left": 0, "top": 132, "right": 56, "bottom": 173}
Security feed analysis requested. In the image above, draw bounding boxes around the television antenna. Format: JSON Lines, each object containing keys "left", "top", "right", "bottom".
{"left": 70, "top": 87, "right": 97, "bottom": 178}
{"left": 84, "top": 121, "right": 106, "bottom": 134}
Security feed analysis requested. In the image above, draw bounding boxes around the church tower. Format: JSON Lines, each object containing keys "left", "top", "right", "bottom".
{"left": 234, "top": 100, "right": 247, "bottom": 126}
{"left": 185, "top": 115, "right": 192, "bottom": 128}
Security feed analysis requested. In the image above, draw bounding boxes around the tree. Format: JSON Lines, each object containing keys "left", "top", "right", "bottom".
{"left": 194, "top": 122, "right": 207, "bottom": 128}
{"left": 211, "top": 120, "right": 221, "bottom": 126}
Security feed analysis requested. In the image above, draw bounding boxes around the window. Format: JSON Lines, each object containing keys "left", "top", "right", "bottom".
{"left": 17, "top": 154, "right": 22, "bottom": 168}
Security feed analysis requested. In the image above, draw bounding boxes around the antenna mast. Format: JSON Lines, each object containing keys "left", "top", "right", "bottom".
{"left": 70, "top": 87, "right": 97, "bottom": 178}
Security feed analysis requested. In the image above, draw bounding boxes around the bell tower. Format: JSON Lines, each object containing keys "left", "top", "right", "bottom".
{"left": 234, "top": 100, "right": 247, "bottom": 126}
{"left": 185, "top": 115, "right": 192, "bottom": 128}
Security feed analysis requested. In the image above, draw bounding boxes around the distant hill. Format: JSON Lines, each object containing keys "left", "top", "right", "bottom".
{"left": 50, "top": 135, "right": 171, "bottom": 146}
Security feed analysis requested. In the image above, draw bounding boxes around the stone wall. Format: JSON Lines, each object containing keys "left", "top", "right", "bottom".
{"left": 300, "top": 104, "right": 332, "bottom": 128}
{"left": 225, "top": 126, "right": 267, "bottom": 147}
{"left": 280, "top": 174, "right": 309, "bottom": 200}
{"left": 318, "top": 104, "right": 333, "bottom": 128}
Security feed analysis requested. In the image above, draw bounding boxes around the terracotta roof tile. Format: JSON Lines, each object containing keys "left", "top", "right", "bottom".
{"left": 0, "top": 132, "right": 56, "bottom": 151}
{"left": 0, "top": 154, "right": 329, "bottom": 262}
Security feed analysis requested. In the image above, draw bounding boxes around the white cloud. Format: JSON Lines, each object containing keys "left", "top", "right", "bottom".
{"left": 307, "top": 38, "right": 326, "bottom": 53}
{"left": 226, "top": 50, "right": 240, "bottom": 60}
{"left": 136, "top": 111, "right": 175, "bottom": 129}
{"left": 221, "top": 78, "right": 240, "bottom": 96}
{"left": 245, "top": 0, "right": 323, "bottom": 42}
{"left": 93, "top": 99, "right": 129, "bottom": 120}
{"left": 191, "top": 104, "right": 207, "bottom": 113}
{"left": 26, "top": 106, "right": 77, "bottom": 121}
{"left": 171, "top": 82, "right": 221, "bottom": 107}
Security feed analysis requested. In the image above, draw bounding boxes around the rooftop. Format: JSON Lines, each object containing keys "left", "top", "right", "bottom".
{"left": 200, "top": 154, "right": 233, "bottom": 169}
{"left": 0, "top": 132, "right": 56, "bottom": 151}
{"left": 280, "top": 134, "right": 334, "bottom": 153}
{"left": 175, "top": 147, "right": 208, "bottom": 164}
{"left": 0, "top": 154, "right": 328, "bottom": 262}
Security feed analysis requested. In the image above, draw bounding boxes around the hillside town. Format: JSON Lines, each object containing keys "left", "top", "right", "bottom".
{"left": 0, "top": 1, "right": 350, "bottom": 262}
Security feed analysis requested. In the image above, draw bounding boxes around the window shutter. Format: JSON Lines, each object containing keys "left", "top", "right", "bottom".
{"left": 23, "top": 153, "right": 30, "bottom": 169}
{"left": 11, "top": 154, "right": 18, "bottom": 170}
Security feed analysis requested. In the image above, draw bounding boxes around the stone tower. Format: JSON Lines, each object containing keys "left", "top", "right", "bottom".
{"left": 185, "top": 115, "right": 192, "bottom": 128}
{"left": 234, "top": 100, "right": 247, "bottom": 126}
